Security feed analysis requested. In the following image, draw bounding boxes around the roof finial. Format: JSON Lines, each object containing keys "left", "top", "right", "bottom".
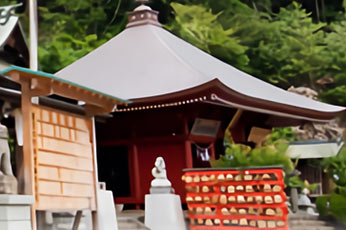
{"left": 127, "top": 0, "right": 161, "bottom": 28}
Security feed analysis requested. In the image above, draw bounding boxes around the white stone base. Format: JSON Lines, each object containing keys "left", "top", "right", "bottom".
{"left": 145, "top": 194, "right": 186, "bottom": 230}
{"left": 97, "top": 189, "right": 118, "bottom": 230}
{"left": 0, "top": 195, "right": 34, "bottom": 230}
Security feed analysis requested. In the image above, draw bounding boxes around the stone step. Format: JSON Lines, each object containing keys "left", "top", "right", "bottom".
{"left": 288, "top": 213, "right": 319, "bottom": 221}
{"left": 290, "top": 219, "right": 334, "bottom": 226}
{"left": 118, "top": 221, "right": 137, "bottom": 229}
{"left": 290, "top": 227, "right": 336, "bottom": 230}
{"left": 117, "top": 217, "right": 150, "bottom": 230}
{"left": 288, "top": 211, "right": 343, "bottom": 230}
{"left": 289, "top": 218, "right": 344, "bottom": 230}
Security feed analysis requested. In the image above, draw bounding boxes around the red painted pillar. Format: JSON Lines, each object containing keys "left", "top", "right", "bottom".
{"left": 184, "top": 117, "right": 193, "bottom": 168}
{"left": 132, "top": 144, "right": 141, "bottom": 208}
{"left": 185, "top": 141, "right": 193, "bottom": 168}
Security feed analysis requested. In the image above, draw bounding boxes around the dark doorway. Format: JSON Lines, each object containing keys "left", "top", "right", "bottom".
{"left": 97, "top": 145, "right": 131, "bottom": 198}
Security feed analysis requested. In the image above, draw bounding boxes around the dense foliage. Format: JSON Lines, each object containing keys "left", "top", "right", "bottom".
{"left": 209, "top": 139, "right": 294, "bottom": 171}
{"left": 264, "top": 127, "right": 298, "bottom": 143}
{"left": 321, "top": 146, "right": 346, "bottom": 191}
{"left": 316, "top": 146, "right": 346, "bottom": 224}
{"left": 167, "top": 1, "right": 346, "bottom": 106}
{"left": 166, "top": 3, "right": 249, "bottom": 70}
{"left": 210, "top": 128, "right": 294, "bottom": 172}
{"left": 2, "top": 0, "right": 346, "bottom": 106}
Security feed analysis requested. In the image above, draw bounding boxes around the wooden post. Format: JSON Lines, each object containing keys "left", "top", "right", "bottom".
{"left": 130, "top": 120, "right": 141, "bottom": 207}
{"left": 225, "top": 109, "right": 244, "bottom": 143}
{"left": 29, "top": 0, "right": 38, "bottom": 70}
{"left": 91, "top": 118, "right": 99, "bottom": 230}
{"left": 227, "top": 109, "right": 243, "bottom": 131}
{"left": 183, "top": 117, "right": 193, "bottom": 168}
{"left": 92, "top": 211, "right": 98, "bottom": 230}
{"left": 132, "top": 144, "right": 141, "bottom": 207}
{"left": 209, "top": 143, "right": 215, "bottom": 160}
{"left": 184, "top": 141, "right": 193, "bottom": 168}
{"left": 21, "top": 79, "right": 37, "bottom": 230}
{"left": 72, "top": 210, "right": 83, "bottom": 230}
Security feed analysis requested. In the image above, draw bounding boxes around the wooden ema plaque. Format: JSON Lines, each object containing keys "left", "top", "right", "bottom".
{"left": 182, "top": 168, "right": 288, "bottom": 230}
{"left": 32, "top": 105, "right": 97, "bottom": 211}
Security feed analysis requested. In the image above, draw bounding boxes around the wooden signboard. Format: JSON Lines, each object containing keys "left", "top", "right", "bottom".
{"left": 31, "top": 105, "right": 97, "bottom": 211}
{"left": 1, "top": 67, "right": 127, "bottom": 229}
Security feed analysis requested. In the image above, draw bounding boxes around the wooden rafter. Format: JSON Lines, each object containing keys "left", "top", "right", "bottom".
{"left": 4, "top": 68, "right": 128, "bottom": 115}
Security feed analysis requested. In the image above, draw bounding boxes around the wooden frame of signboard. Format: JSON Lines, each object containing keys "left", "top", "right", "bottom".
{"left": 1, "top": 66, "right": 128, "bottom": 230}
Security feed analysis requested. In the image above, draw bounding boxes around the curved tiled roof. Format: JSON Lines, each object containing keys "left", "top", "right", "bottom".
{"left": 56, "top": 6, "right": 345, "bottom": 121}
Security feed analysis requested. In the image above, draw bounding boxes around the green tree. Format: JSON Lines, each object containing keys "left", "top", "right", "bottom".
{"left": 166, "top": 3, "right": 249, "bottom": 69}
{"left": 250, "top": 3, "right": 327, "bottom": 88}
{"left": 317, "top": 147, "right": 346, "bottom": 224}
{"left": 3, "top": 0, "right": 346, "bottom": 106}
{"left": 36, "top": 0, "right": 176, "bottom": 73}
{"left": 167, "top": 1, "right": 346, "bottom": 106}
{"left": 319, "top": 21, "right": 346, "bottom": 106}
{"left": 37, "top": 0, "right": 134, "bottom": 73}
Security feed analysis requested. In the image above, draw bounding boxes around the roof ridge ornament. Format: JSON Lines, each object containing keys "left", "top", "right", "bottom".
{"left": 127, "top": 0, "right": 161, "bottom": 28}
{"left": 0, "top": 3, "right": 22, "bottom": 25}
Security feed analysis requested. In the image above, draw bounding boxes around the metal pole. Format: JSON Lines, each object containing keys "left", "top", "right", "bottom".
{"left": 29, "top": 0, "right": 38, "bottom": 71}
